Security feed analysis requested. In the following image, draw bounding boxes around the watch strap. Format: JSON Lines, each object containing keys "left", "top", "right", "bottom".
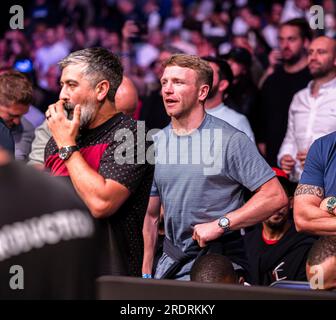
{"left": 326, "top": 197, "right": 336, "bottom": 216}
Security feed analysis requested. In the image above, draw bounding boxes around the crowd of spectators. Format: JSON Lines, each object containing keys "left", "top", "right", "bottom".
{"left": 1, "top": 0, "right": 336, "bottom": 298}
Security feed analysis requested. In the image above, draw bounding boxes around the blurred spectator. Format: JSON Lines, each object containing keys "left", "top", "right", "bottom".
{"left": 115, "top": 76, "right": 139, "bottom": 118}
{"left": 278, "top": 36, "right": 336, "bottom": 182}
{"left": 170, "top": 30, "right": 197, "bottom": 55}
{"left": 324, "top": 0, "right": 336, "bottom": 39}
{"left": 85, "top": 25, "right": 101, "bottom": 48}
{"left": 230, "top": 35, "right": 265, "bottom": 86}
{"left": 232, "top": 5, "right": 262, "bottom": 46}
{"left": 34, "top": 27, "right": 69, "bottom": 87}
{"left": 136, "top": 28, "right": 162, "bottom": 70}
{"left": 258, "top": 18, "right": 312, "bottom": 167}
{"left": 281, "top": 0, "right": 313, "bottom": 23}
{"left": 33, "top": 64, "right": 60, "bottom": 113}
{"left": 262, "top": 2, "right": 283, "bottom": 49}
{"left": 203, "top": 55, "right": 255, "bottom": 142}
{"left": 58, "top": 0, "right": 91, "bottom": 31}
{"left": 144, "top": 0, "right": 161, "bottom": 32}
{"left": 0, "top": 70, "right": 35, "bottom": 161}
{"left": 189, "top": 29, "right": 217, "bottom": 57}
{"left": 163, "top": 2, "right": 184, "bottom": 36}
{"left": 244, "top": 167, "right": 316, "bottom": 286}
{"left": 202, "top": 7, "right": 229, "bottom": 38}
{"left": 224, "top": 47, "right": 259, "bottom": 128}
{"left": 27, "top": 0, "right": 55, "bottom": 29}
{"left": 0, "top": 147, "right": 99, "bottom": 299}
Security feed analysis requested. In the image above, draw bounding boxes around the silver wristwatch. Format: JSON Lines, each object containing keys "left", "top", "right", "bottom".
{"left": 58, "top": 145, "right": 79, "bottom": 161}
{"left": 218, "top": 216, "right": 231, "bottom": 232}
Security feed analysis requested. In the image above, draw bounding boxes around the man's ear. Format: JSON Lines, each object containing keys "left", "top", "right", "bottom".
{"left": 199, "top": 84, "right": 210, "bottom": 103}
{"left": 218, "top": 79, "right": 229, "bottom": 93}
{"left": 96, "top": 80, "right": 110, "bottom": 101}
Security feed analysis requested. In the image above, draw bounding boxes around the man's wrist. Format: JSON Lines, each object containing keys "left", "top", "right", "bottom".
{"left": 217, "top": 216, "right": 231, "bottom": 232}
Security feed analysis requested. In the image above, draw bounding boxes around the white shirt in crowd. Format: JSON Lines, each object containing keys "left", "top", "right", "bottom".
{"left": 278, "top": 77, "right": 336, "bottom": 181}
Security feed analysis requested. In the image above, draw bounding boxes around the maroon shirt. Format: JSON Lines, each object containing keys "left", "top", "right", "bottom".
{"left": 45, "top": 113, "right": 154, "bottom": 276}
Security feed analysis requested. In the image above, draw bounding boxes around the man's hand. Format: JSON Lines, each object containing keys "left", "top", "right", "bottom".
{"left": 268, "top": 49, "right": 282, "bottom": 67}
{"left": 46, "top": 100, "right": 81, "bottom": 148}
{"left": 192, "top": 220, "right": 224, "bottom": 248}
{"left": 296, "top": 151, "right": 307, "bottom": 169}
{"left": 280, "top": 154, "right": 296, "bottom": 174}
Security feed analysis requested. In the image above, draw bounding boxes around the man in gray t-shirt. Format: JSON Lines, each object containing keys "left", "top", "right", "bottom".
{"left": 142, "top": 54, "right": 288, "bottom": 280}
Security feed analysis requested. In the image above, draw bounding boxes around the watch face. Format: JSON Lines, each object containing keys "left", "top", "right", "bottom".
{"left": 58, "top": 146, "right": 78, "bottom": 161}
{"left": 219, "top": 217, "right": 229, "bottom": 228}
{"left": 59, "top": 150, "right": 68, "bottom": 160}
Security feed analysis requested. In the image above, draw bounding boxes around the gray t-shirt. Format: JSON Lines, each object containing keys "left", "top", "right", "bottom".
{"left": 151, "top": 114, "right": 274, "bottom": 279}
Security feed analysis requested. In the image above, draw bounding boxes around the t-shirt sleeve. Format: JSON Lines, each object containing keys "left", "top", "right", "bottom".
{"left": 150, "top": 175, "right": 159, "bottom": 196}
{"left": 299, "top": 139, "right": 324, "bottom": 188}
{"left": 226, "top": 131, "right": 275, "bottom": 191}
{"left": 99, "top": 125, "right": 153, "bottom": 193}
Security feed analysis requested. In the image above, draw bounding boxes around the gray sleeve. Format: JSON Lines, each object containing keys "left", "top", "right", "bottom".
{"left": 12, "top": 117, "right": 35, "bottom": 161}
{"left": 226, "top": 131, "right": 275, "bottom": 191}
{"left": 28, "top": 120, "right": 51, "bottom": 166}
{"left": 236, "top": 116, "right": 255, "bottom": 143}
{"left": 150, "top": 175, "right": 159, "bottom": 196}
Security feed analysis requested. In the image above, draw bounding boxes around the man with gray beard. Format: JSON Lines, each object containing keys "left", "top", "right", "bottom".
{"left": 44, "top": 47, "right": 154, "bottom": 277}
{"left": 244, "top": 168, "right": 316, "bottom": 286}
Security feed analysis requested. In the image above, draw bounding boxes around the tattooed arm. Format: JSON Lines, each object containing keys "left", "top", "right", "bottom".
{"left": 294, "top": 184, "right": 336, "bottom": 235}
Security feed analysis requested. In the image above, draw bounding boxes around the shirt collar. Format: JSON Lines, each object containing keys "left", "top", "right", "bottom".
{"left": 308, "top": 76, "right": 336, "bottom": 93}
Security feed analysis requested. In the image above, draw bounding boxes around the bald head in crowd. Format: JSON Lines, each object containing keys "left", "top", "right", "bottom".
{"left": 307, "top": 36, "right": 336, "bottom": 79}
{"left": 115, "top": 76, "right": 138, "bottom": 117}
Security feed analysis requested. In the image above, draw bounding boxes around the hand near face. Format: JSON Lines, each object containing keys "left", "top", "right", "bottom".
{"left": 46, "top": 100, "right": 81, "bottom": 148}
{"left": 192, "top": 220, "right": 224, "bottom": 248}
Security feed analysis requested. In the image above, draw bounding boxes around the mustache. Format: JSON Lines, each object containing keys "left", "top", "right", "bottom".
{"left": 63, "top": 101, "right": 76, "bottom": 111}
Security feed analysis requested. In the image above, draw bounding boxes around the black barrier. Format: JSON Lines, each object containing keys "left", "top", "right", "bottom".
{"left": 96, "top": 276, "right": 336, "bottom": 300}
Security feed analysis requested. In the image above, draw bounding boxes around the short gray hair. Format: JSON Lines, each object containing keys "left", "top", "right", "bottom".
{"left": 59, "top": 47, "right": 123, "bottom": 102}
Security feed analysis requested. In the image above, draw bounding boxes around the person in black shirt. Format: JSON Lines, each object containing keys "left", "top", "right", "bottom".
{"left": 244, "top": 167, "right": 316, "bottom": 286}
{"left": 0, "top": 147, "right": 99, "bottom": 299}
{"left": 258, "top": 19, "right": 312, "bottom": 166}
{"left": 44, "top": 47, "right": 154, "bottom": 276}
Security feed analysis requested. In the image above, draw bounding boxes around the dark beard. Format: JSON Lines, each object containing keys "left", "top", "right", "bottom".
{"left": 207, "top": 82, "right": 220, "bottom": 100}
{"left": 264, "top": 217, "right": 288, "bottom": 231}
{"left": 310, "top": 67, "right": 331, "bottom": 79}
{"left": 284, "top": 51, "right": 303, "bottom": 66}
